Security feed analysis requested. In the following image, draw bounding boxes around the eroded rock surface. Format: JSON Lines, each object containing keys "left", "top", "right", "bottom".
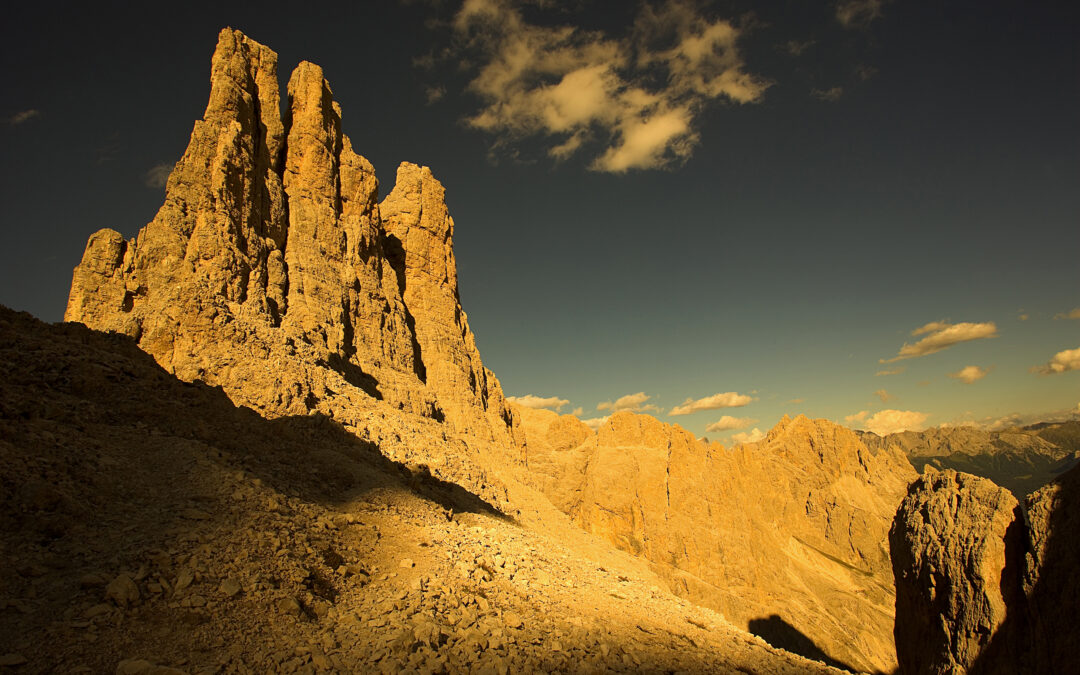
{"left": 890, "top": 469, "right": 1022, "bottom": 674}
{"left": 65, "top": 28, "right": 518, "bottom": 465}
{"left": 517, "top": 408, "right": 916, "bottom": 673}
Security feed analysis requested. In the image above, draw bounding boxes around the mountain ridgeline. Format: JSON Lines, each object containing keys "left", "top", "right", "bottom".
{"left": 859, "top": 425, "right": 1079, "bottom": 498}
{"left": 10, "top": 26, "right": 1074, "bottom": 674}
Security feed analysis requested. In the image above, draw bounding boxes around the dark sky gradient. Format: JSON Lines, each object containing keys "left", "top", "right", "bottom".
{"left": 2, "top": 1, "right": 1077, "bottom": 440}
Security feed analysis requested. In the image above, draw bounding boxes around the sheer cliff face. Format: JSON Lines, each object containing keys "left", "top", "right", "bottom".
{"left": 516, "top": 408, "right": 916, "bottom": 673}
{"left": 65, "top": 29, "right": 518, "bottom": 449}
{"left": 891, "top": 465, "right": 1080, "bottom": 675}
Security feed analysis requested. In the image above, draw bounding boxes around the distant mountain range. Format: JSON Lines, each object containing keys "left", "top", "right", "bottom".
{"left": 859, "top": 423, "right": 1080, "bottom": 498}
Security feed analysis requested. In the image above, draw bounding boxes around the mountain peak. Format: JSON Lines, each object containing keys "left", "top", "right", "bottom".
{"left": 65, "top": 28, "right": 519, "bottom": 449}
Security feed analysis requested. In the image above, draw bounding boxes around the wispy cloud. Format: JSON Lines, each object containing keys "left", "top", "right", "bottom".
{"left": 984, "top": 404, "right": 1080, "bottom": 431}
{"left": 424, "top": 85, "right": 447, "bottom": 104}
{"left": 1055, "top": 308, "right": 1080, "bottom": 320}
{"left": 849, "top": 409, "right": 929, "bottom": 435}
{"left": 571, "top": 406, "right": 583, "bottom": 417}
{"left": 507, "top": 394, "right": 570, "bottom": 411}
{"left": 835, "top": 0, "right": 885, "bottom": 28}
{"left": 948, "top": 365, "right": 988, "bottom": 384}
{"left": 597, "top": 392, "right": 659, "bottom": 414}
{"left": 144, "top": 163, "right": 173, "bottom": 189}
{"left": 811, "top": 86, "right": 843, "bottom": 101}
{"left": 783, "top": 39, "right": 815, "bottom": 56}
{"left": 704, "top": 415, "right": 757, "bottom": 432}
{"left": 876, "top": 366, "right": 906, "bottom": 376}
{"left": 669, "top": 391, "right": 754, "bottom": 415}
{"left": 1032, "top": 347, "right": 1080, "bottom": 376}
{"left": 730, "top": 427, "right": 765, "bottom": 445}
{"left": 880, "top": 320, "right": 998, "bottom": 363}
{"left": 875, "top": 389, "right": 893, "bottom": 403}
{"left": 450, "top": 0, "right": 768, "bottom": 172}
{"left": 7, "top": 109, "right": 40, "bottom": 126}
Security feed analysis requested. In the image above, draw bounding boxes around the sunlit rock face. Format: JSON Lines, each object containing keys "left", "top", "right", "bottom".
{"left": 890, "top": 469, "right": 1021, "bottom": 674}
{"left": 515, "top": 407, "right": 916, "bottom": 673}
{"left": 890, "top": 465, "right": 1080, "bottom": 674}
{"left": 65, "top": 28, "right": 520, "bottom": 455}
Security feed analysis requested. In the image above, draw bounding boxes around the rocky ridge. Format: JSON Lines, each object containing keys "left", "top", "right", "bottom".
{"left": 515, "top": 406, "right": 917, "bottom": 673}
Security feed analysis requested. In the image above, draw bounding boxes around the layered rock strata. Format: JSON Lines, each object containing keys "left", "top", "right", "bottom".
{"left": 65, "top": 29, "right": 519, "bottom": 458}
{"left": 890, "top": 465, "right": 1080, "bottom": 674}
{"left": 515, "top": 407, "right": 916, "bottom": 673}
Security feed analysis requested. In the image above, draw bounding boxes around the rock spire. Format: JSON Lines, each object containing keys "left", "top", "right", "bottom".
{"left": 65, "top": 28, "right": 519, "bottom": 451}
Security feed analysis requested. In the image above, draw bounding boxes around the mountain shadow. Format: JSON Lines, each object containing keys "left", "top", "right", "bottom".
{"left": 749, "top": 614, "right": 858, "bottom": 672}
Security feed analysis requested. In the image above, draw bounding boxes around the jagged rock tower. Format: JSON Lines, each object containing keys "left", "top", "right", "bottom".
{"left": 66, "top": 28, "right": 520, "bottom": 450}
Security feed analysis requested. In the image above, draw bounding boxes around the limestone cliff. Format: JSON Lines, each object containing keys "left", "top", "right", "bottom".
{"left": 517, "top": 409, "right": 916, "bottom": 673}
{"left": 890, "top": 466, "right": 1080, "bottom": 674}
{"left": 65, "top": 29, "right": 519, "bottom": 460}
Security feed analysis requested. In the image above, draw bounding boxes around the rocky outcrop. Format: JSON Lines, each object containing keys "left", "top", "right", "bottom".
{"left": 512, "top": 406, "right": 594, "bottom": 511}
{"left": 65, "top": 28, "right": 518, "bottom": 455}
{"left": 521, "top": 410, "right": 916, "bottom": 673}
{"left": 890, "top": 465, "right": 1080, "bottom": 674}
{"left": 380, "top": 163, "right": 519, "bottom": 445}
{"left": 890, "top": 469, "right": 1022, "bottom": 674}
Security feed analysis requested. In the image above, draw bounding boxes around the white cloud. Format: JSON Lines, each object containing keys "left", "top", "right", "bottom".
{"left": 881, "top": 321, "right": 998, "bottom": 363}
{"left": 7, "top": 109, "right": 39, "bottom": 125}
{"left": 669, "top": 391, "right": 754, "bottom": 416}
{"left": 506, "top": 394, "right": 570, "bottom": 411}
{"left": 730, "top": 427, "right": 765, "bottom": 445}
{"left": 850, "top": 409, "right": 929, "bottom": 436}
{"left": 451, "top": 0, "right": 767, "bottom": 172}
{"left": 1032, "top": 347, "right": 1080, "bottom": 376}
{"left": 948, "top": 365, "right": 988, "bottom": 384}
{"left": 1055, "top": 308, "right": 1080, "bottom": 320}
{"left": 705, "top": 415, "right": 757, "bottom": 432}
{"left": 581, "top": 416, "right": 609, "bottom": 431}
{"left": 571, "top": 406, "right": 583, "bottom": 417}
{"left": 835, "top": 0, "right": 885, "bottom": 28}
{"left": 875, "top": 389, "right": 893, "bottom": 403}
{"left": 144, "top": 163, "right": 173, "bottom": 189}
{"left": 597, "top": 392, "right": 659, "bottom": 414}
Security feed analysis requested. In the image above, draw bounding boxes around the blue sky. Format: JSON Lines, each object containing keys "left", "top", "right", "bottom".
{"left": 2, "top": 1, "right": 1077, "bottom": 443}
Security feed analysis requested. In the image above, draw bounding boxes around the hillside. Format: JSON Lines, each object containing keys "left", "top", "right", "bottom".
{"left": 0, "top": 305, "right": 843, "bottom": 674}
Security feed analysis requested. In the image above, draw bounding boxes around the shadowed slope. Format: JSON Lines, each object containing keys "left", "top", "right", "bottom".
{"left": 0, "top": 305, "right": 848, "bottom": 674}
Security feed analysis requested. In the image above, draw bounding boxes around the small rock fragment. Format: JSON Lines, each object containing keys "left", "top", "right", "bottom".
{"left": 219, "top": 579, "right": 242, "bottom": 598}
{"left": 105, "top": 574, "right": 140, "bottom": 607}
